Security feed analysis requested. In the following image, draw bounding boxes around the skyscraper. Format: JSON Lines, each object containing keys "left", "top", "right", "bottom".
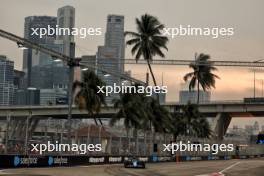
{"left": 0, "top": 55, "right": 15, "bottom": 105}
{"left": 105, "top": 15, "right": 125, "bottom": 73}
{"left": 179, "top": 82, "right": 211, "bottom": 104}
{"left": 56, "top": 5, "right": 76, "bottom": 88}
{"left": 56, "top": 5, "right": 75, "bottom": 57}
{"left": 22, "top": 7, "right": 75, "bottom": 105}
{"left": 23, "top": 16, "right": 57, "bottom": 87}
{"left": 96, "top": 15, "right": 125, "bottom": 104}
{"left": 97, "top": 46, "right": 120, "bottom": 103}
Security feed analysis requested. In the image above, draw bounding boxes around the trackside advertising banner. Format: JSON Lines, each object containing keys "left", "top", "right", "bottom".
{"left": 0, "top": 155, "right": 263, "bottom": 168}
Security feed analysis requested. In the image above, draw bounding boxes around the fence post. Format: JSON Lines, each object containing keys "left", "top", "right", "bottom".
{"left": 24, "top": 112, "right": 31, "bottom": 155}
{"left": 5, "top": 113, "right": 10, "bottom": 154}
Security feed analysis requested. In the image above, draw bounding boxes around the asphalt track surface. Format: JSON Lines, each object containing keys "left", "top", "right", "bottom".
{"left": 1, "top": 158, "right": 263, "bottom": 176}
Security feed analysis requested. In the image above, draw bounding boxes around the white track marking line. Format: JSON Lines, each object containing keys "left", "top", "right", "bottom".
{"left": 219, "top": 161, "right": 241, "bottom": 174}
{"left": 0, "top": 170, "right": 11, "bottom": 174}
{"left": 195, "top": 161, "right": 241, "bottom": 176}
{"left": 195, "top": 174, "right": 224, "bottom": 176}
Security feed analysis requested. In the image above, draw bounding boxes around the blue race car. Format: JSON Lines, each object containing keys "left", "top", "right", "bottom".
{"left": 124, "top": 157, "right": 146, "bottom": 168}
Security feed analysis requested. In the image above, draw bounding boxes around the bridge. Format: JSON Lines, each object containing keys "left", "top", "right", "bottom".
{"left": 1, "top": 101, "right": 264, "bottom": 139}
{"left": 1, "top": 101, "right": 264, "bottom": 118}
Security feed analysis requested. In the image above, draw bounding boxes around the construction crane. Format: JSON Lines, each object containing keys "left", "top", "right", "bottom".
{"left": 0, "top": 29, "right": 145, "bottom": 84}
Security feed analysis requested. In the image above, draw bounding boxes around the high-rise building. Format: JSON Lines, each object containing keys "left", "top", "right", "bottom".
{"left": 15, "top": 88, "right": 40, "bottom": 105}
{"left": 81, "top": 55, "right": 97, "bottom": 72}
{"left": 0, "top": 55, "right": 15, "bottom": 105}
{"left": 96, "top": 15, "right": 125, "bottom": 104}
{"left": 31, "top": 43, "right": 64, "bottom": 67}
{"left": 105, "top": 15, "right": 125, "bottom": 73}
{"left": 56, "top": 5, "right": 75, "bottom": 57}
{"left": 31, "top": 65, "right": 69, "bottom": 89}
{"left": 97, "top": 46, "right": 120, "bottom": 103}
{"left": 56, "top": 5, "right": 75, "bottom": 95}
{"left": 179, "top": 82, "right": 210, "bottom": 104}
{"left": 40, "top": 88, "right": 67, "bottom": 105}
{"left": 14, "top": 70, "right": 25, "bottom": 89}
{"left": 23, "top": 16, "right": 57, "bottom": 87}
{"left": 179, "top": 90, "right": 210, "bottom": 104}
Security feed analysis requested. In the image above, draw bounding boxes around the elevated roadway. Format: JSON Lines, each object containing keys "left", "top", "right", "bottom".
{"left": 1, "top": 101, "right": 264, "bottom": 139}
{"left": 0, "top": 101, "right": 264, "bottom": 119}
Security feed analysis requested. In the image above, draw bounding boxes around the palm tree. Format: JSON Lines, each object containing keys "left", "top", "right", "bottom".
{"left": 143, "top": 97, "right": 172, "bottom": 153}
{"left": 194, "top": 118, "right": 211, "bottom": 138}
{"left": 146, "top": 97, "right": 172, "bottom": 133}
{"left": 170, "top": 102, "right": 211, "bottom": 141}
{"left": 171, "top": 113, "right": 186, "bottom": 141}
{"left": 110, "top": 87, "right": 148, "bottom": 154}
{"left": 73, "top": 70, "right": 106, "bottom": 125}
{"left": 182, "top": 102, "right": 211, "bottom": 137}
{"left": 125, "top": 14, "right": 169, "bottom": 87}
{"left": 183, "top": 53, "right": 219, "bottom": 104}
{"left": 181, "top": 102, "right": 201, "bottom": 136}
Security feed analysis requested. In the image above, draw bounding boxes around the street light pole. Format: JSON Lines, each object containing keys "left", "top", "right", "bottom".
{"left": 67, "top": 65, "right": 74, "bottom": 144}
{"left": 67, "top": 42, "right": 78, "bottom": 144}
{"left": 252, "top": 59, "right": 264, "bottom": 99}
{"left": 261, "top": 79, "right": 264, "bottom": 98}
{"left": 254, "top": 70, "right": 256, "bottom": 99}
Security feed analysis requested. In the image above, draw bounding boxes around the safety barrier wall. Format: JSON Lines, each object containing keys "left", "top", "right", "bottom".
{"left": 0, "top": 154, "right": 263, "bottom": 168}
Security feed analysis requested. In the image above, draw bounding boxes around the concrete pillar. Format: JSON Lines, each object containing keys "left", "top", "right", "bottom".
{"left": 212, "top": 113, "right": 232, "bottom": 140}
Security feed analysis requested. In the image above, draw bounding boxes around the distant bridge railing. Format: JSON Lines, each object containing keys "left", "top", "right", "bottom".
{"left": 2, "top": 99, "right": 264, "bottom": 109}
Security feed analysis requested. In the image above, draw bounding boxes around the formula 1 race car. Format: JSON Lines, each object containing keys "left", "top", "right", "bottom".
{"left": 124, "top": 157, "right": 146, "bottom": 168}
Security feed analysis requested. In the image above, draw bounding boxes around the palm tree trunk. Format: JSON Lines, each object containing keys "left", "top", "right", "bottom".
{"left": 197, "top": 79, "right": 200, "bottom": 104}
{"left": 92, "top": 114, "right": 98, "bottom": 125}
{"left": 147, "top": 60, "right": 160, "bottom": 103}
{"left": 135, "top": 128, "right": 138, "bottom": 155}
{"left": 86, "top": 124, "right": 90, "bottom": 146}
{"left": 126, "top": 128, "right": 130, "bottom": 154}
{"left": 98, "top": 119, "right": 103, "bottom": 125}
{"left": 144, "top": 131, "right": 147, "bottom": 155}
{"left": 147, "top": 60, "right": 157, "bottom": 86}
{"left": 173, "top": 133, "right": 177, "bottom": 142}
{"left": 152, "top": 131, "right": 156, "bottom": 153}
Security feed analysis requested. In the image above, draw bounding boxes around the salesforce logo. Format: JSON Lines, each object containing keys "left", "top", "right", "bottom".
{"left": 48, "top": 156, "right": 54, "bottom": 166}
{"left": 14, "top": 156, "right": 20, "bottom": 167}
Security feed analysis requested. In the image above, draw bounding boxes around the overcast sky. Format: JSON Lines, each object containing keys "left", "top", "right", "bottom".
{"left": 1, "top": 0, "right": 264, "bottom": 127}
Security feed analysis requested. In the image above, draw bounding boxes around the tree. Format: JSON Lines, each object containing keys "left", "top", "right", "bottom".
{"left": 73, "top": 70, "right": 106, "bottom": 125}
{"left": 171, "top": 113, "right": 186, "bottom": 141}
{"left": 146, "top": 97, "right": 172, "bottom": 133}
{"left": 125, "top": 14, "right": 169, "bottom": 87}
{"left": 183, "top": 53, "right": 219, "bottom": 104}
{"left": 194, "top": 118, "right": 211, "bottom": 138}
{"left": 142, "top": 97, "right": 172, "bottom": 153}
{"left": 110, "top": 86, "right": 148, "bottom": 154}
{"left": 171, "top": 102, "right": 211, "bottom": 140}
{"left": 181, "top": 102, "right": 201, "bottom": 136}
